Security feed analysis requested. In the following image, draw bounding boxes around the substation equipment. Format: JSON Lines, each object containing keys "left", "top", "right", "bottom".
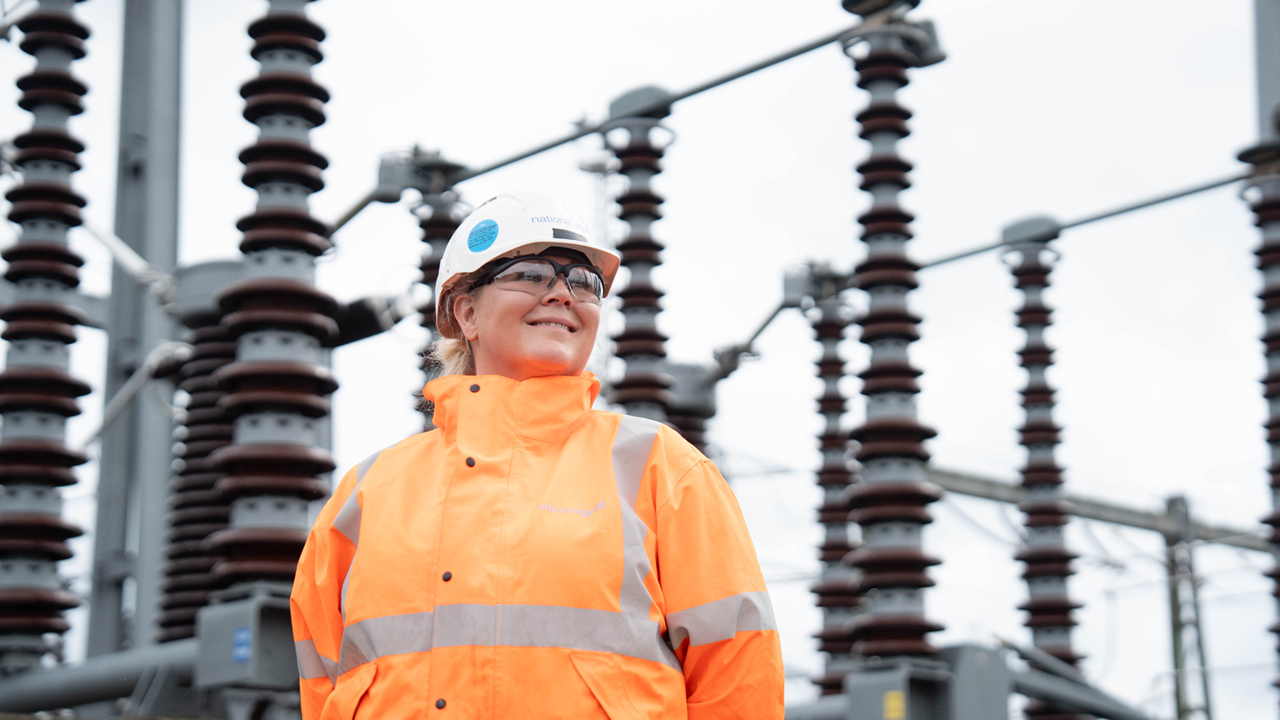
{"left": 0, "top": 0, "right": 1275, "bottom": 719}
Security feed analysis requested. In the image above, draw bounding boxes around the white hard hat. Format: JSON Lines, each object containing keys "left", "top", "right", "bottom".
{"left": 434, "top": 191, "right": 621, "bottom": 339}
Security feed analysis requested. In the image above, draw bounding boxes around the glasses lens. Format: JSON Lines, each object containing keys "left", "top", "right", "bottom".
{"left": 492, "top": 260, "right": 555, "bottom": 291}
{"left": 488, "top": 258, "right": 604, "bottom": 304}
{"left": 566, "top": 267, "right": 603, "bottom": 303}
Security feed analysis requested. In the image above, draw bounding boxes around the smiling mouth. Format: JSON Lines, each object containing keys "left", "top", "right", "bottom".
{"left": 529, "top": 321, "right": 576, "bottom": 333}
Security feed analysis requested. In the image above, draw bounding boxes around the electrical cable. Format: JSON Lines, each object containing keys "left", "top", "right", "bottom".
{"left": 917, "top": 172, "right": 1250, "bottom": 270}
{"left": 1079, "top": 518, "right": 1130, "bottom": 572}
{"left": 325, "top": 22, "right": 864, "bottom": 235}
{"left": 939, "top": 495, "right": 1021, "bottom": 547}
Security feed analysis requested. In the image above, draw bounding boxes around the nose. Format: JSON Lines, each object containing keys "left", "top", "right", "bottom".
{"left": 542, "top": 273, "right": 574, "bottom": 305}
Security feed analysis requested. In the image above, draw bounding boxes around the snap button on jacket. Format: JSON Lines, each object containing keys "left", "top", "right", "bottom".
{"left": 291, "top": 373, "right": 784, "bottom": 719}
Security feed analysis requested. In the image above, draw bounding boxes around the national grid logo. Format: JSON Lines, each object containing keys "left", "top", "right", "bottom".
{"left": 530, "top": 215, "right": 586, "bottom": 233}
{"left": 537, "top": 500, "right": 605, "bottom": 518}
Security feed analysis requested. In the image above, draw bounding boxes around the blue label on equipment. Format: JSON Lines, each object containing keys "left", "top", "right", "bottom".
{"left": 468, "top": 219, "right": 498, "bottom": 252}
{"left": 232, "top": 626, "right": 251, "bottom": 663}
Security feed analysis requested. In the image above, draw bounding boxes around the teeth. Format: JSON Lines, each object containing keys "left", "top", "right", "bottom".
{"left": 532, "top": 322, "right": 572, "bottom": 330}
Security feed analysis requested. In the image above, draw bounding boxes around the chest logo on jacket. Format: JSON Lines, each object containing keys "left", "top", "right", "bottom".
{"left": 537, "top": 501, "right": 605, "bottom": 518}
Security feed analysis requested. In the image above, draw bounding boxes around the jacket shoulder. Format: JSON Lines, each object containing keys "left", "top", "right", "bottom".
{"left": 347, "top": 427, "right": 442, "bottom": 481}
{"left": 593, "top": 410, "right": 707, "bottom": 478}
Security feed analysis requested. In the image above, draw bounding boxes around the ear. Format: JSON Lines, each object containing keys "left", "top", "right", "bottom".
{"left": 453, "top": 291, "right": 481, "bottom": 342}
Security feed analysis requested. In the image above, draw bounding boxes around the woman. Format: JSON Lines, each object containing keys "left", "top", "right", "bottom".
{"left": 291, "top": 192, "right": 783, "bottom": 719}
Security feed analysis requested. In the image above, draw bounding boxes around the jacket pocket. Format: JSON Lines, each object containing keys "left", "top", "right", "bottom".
{"left": 320, "top": 662, "right": 377, "bottom": 720}
{"left": 570, "top": 651, "right": 644, "bottom": 720}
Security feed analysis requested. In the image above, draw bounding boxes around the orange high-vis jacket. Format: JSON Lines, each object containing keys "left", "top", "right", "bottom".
{"left": 290, "top": 372, "right": 784, "bottom": 720}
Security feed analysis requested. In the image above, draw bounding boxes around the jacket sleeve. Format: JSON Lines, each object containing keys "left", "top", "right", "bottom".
{"left": 291, "top": 466, "right": 361, "bottom": 720}
{"left": 655, "top": 456, "right": 784, "bottom": 719}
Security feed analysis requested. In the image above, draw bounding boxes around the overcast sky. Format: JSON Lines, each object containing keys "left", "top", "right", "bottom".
{"left": 0, "top": 0, "right": 1272, "bottom": 716}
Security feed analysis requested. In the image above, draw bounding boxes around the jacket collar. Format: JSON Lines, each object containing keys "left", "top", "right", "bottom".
{"left": 423, "top": 372, "right": 601, "bottom": 444}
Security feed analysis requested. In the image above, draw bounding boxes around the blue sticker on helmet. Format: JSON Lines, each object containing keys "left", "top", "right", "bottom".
{"left": 468, "top": 219, "right": 498, "bottom": 252}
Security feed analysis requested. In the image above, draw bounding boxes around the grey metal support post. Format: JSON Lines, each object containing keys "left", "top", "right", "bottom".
{"left": 1164, "top": 496, "right": 1213, "bottom": 720}
{"left": 664, "top": 363, "right": 716, "bottom": 453}
{"left": 90, "top": 0, "right": 184, "bottom": 656}
{"left": 1257, "top": 0, "right": 1280, "bottom": 144}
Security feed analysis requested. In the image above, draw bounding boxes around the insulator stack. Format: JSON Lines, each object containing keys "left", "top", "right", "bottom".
{"left": 158, "top": 321, "right": 235, "bottom": 642}
{"left": 417, "top": 193, "right": 462, "bottom": 375}
{"left": 841, "top": 10, "right": 944, "bottom": 659}
{"left": 1007, "top": 231, "right": 1087, "bottom": 720}
{"left": 1240, "top": 139, "right": 1280, "bottom": 695}
{"left": 603, "top": 91, "right": 673, "bottom": 422}
{"left": 0, "top": 0, "right": 93, "bottom": 674}
{"left": 806, "top": 282, "right": 864, "bottom": 694}
{"left": 664, "top": 363, "right": 716, "bottom": 454}
{"left": 204, "top": 0, "right": 335, "bottom": 591}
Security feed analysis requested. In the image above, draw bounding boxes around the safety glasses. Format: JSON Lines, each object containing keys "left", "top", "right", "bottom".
{"left": 468, "top": 256, "right": 606, "bottom": 304}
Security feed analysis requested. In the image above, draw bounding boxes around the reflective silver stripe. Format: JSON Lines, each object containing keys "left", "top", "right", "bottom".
{"left": 666, "top": 590, "right": 778, "bottom": 650}
{"left": 338, "top": 610, "right": 434, "bottom": 675}
{"left": 336, "top": 449, "right": 382, "bottom": 621}
{"left": 295, "top": 638, "right": 338, "bottom": 685}
{"left": 499, "top": 605, "right": 678, "bottom": 669}
{"left": 339, "top": 604, "right": 683, "bottom": 674}
{"left": 611, "top": 415, "right": 660, "bottom": 618}
{"left": 435, "top": 604, "right": 496, "bottom": 647}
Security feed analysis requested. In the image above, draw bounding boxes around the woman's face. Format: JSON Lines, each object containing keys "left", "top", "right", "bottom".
{"left": 453, "top": 251, "right": 602, "bottom": 381}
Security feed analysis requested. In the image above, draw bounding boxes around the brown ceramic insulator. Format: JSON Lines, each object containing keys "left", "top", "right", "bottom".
{"left": 606, "top": 125, "right": 672, "bottom": 422}
{"left": 1007, "top": 240, "right": 1087, "bottom": 695}
{"left": 807, "top": 294, "right": 863, "bottom": 691}
{"left": 1240, "top": 143, "right": 1280, "bottom": 690}
{"left": 840, "top": 25, "right": 944, "bottom": 665}
{"left": 0, "top": 0, "right": 93, "bottom": 661}
{"left": 664, "top": 411, "right": 710, "bottom": 454}
{"left": 158, "top": 323, "right": 236, "bottom": 641}
{"left": 417, "top": 198, "right": 461, "bottom": 382}
{"left": 205, "top": 0, "right": 335, "bottom": 592}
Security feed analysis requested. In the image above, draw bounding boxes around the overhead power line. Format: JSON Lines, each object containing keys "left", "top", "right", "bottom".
{"left": 325, "top": 22, "right": 862, "bottom": 237}
{"left": 919, "top": 172, "right": 1252, "bottom": 269}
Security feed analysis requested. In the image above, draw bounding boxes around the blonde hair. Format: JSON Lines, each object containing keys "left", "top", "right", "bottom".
{"left": 428, "top": 336, "right": 475, "bottom": 377}
{"left": 425, "top": 286, "right": 478, "bottom": 378}
{"left": 417, "top": 289, "right": 477, "bottom": 417}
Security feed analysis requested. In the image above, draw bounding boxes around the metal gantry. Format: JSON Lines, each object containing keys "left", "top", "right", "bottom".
{"left": 92, "top": 0, "right": 183, "bottom": 655}
{"left": 1164, "top": 496, "right": 1213, "bottom": 720}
